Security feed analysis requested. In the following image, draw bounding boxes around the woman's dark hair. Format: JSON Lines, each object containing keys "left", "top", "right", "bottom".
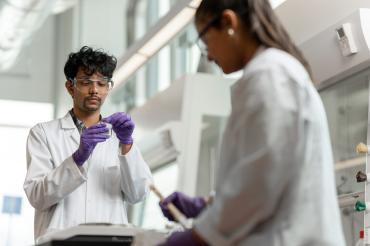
{"left": 64, "top": 46, "right": 117, "bottom": 80}
{"left": 195, "top": 0, "right": 313, "bottom": 80}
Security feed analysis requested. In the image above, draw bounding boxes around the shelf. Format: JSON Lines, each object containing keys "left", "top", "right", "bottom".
{"left": 338, "top": 191, "right": 364, "bottom": 208}
{"left": 130, "top": 75, "right": 185, "bottom": 131}
{"left": 335, "top": 156, "right": 366, "bottom": 171}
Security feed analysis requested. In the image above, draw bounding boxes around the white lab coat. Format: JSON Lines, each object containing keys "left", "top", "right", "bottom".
{"left": 194, "top": 48, "right": 345, "bottom": 245}
{"left": 24, "top": 113, "right": 153, "bottom": 240}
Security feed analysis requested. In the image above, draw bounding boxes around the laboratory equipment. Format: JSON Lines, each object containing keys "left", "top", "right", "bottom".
{"left": 150, "top": 185, "right": 192, "bottom": 229}
{"left": 335, "top": 23, "right": 358, "bottom": 57}
{"left": 357, "top": 143, "right": 370, "bottom": 154}
{"left": 299, "top": 8, "right": 370, "bottom": 245}
{"left": 355, "top": 230, "right": 365, "bottom": 246}
{"left": 356, "top": 171, "right": 369, "bottom": 183}
{"left": 36, "top": 224, "right": 142, "bottom": 246}
{"left": 102, "top": 112, "right": 134, "bottom": 145}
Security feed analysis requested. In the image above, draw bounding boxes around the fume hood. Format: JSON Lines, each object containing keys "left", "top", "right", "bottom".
{"left": 299, "top": 8, "right": 370, "bottom": 246}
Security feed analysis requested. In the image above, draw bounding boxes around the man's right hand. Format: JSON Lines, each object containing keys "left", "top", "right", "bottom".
{"left": 72, "top": 123, "right": 110, "bottom": 166}
{"left": 159, "top": 192, "right": 207, "bottom": 221}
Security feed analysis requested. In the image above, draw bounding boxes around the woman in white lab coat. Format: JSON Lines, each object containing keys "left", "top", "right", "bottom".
{"left": 158, "top": 0, "right": 345, "bottom": 245}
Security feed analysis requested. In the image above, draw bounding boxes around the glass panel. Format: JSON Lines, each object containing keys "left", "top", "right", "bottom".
{"left": 0, "top": 100, "right": 53, "bottom": 245}
{"left": 319, "top": 69, "right": 370, "bottom": 246}
{"left": 130, "top": 162, "right": 178, "bottom": 230}
{"left": 111, "top": 24, "right": 200, "bottom": 112}
{"left": 0, "top": 126, "right": 34, "bottom": 245}
{"left": 196, "top": 115, "right": 228, "bottom": 196}
{"left": 131, "top": 0, "right": 174, "bottom": 43}
{"left": 320, "top": 72, "right": 368, "bottom": 196}
{"left": 320, "top": 75, "right": 368, "bottom": 163}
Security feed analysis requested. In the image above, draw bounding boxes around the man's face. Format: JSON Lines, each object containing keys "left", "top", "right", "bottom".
{"left": 66, "top": 68, "right": 111, "bottom": 113}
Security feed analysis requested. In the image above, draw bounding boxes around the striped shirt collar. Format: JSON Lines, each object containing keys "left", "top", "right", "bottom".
{"left": 69, "top": 109, "right": 102, "bottom": 134}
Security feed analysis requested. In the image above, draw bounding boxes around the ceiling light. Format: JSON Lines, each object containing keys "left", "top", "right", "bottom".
{"left": 112, "top": 53, "right": 148, "bottom": 85}
{"left": 269, "top": 0, "right": 287, "bottom": 8}
{"left": 188, "top": 0, "right": 202, "bottom": 9}
{"left": 52, "top": 0, "right": 77, "bottom": 14}
{"left": 138, "top": 7, "right": 195, "bottom": 56}
{"left": 112, "top": 0, "right": 198, "bottom": 90}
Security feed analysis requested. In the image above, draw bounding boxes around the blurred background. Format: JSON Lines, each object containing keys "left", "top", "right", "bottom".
{"left": 1, "top": 0, "right": 370, "bottom": 245}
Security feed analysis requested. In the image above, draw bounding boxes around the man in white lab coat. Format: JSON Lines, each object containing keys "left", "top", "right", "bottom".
{"left": 24, "top": 46, "right": 153, "bottom": 240}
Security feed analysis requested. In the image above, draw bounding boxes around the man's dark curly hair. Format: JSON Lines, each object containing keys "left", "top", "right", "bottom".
{"left": 64, "top": 46, "right": 117, "bottom": 80}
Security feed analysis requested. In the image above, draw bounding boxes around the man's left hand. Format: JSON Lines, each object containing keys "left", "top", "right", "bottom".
{"left": 102, "top": 112, "right": 134, "bottom": 145}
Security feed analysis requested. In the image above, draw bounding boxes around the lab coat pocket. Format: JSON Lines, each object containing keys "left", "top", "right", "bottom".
{"left": 103, "top": 164, "right": 122, "bottom": 201}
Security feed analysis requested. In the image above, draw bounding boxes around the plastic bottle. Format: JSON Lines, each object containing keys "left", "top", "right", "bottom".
{"left": 355, "top": 230, "right": 364, "bottom": 246}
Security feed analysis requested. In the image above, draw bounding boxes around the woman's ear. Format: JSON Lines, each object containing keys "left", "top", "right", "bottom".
{"left": 65, "top": 80, "right": 74, "bottom": 98}
{"left": 221, "top": 9, "right": 239, "bottom": 33}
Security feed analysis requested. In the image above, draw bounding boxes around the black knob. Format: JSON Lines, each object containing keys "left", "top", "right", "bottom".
{"left": 356, "top": 171, "right": 367, "bottom": 183}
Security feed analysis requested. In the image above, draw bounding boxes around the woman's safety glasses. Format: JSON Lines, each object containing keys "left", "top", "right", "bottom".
{"left": 195, "top": 15, "right": 221, "bottom": 57}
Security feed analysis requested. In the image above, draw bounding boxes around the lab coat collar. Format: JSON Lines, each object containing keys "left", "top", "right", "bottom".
{"left": 231, "top": 45, "right": 266, "bottom": 94}
{"left": 60, "top": 112, "right": 79, "bottom": 145}
{"left": 242, "top": 45, "right": 266, "bottom": 76}
{"left": 60, "top": 112, "right": 77, "bottom": 129}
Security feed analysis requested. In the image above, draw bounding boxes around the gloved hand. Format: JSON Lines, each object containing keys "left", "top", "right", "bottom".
{"left": 159, "top": 192, "right": 206, "bottom": 221}
{"left": 72, "top": 123, "right": 110, "bottom": 166}
{"left": 158, "top": 230, "right": 201, "bottom": 246}
{"left": 102, "top": 112, "right": 134, "bottom": 145}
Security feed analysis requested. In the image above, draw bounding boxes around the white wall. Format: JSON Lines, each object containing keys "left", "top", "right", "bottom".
{"left": 0, "top": 100, "right": 53, "bottom": 246}
{"left": 0, "top": 16, "right": 56, "bottom": 104}
{"left": 79, "top": 0, "right": 127, "bottom": 56}
{"left": 53, "top": 6, "right": 81, "bottom": 118}
{"left": 276, "top": 0, "right": 370, "bottom": 44}
{"left": 54, "top": 0, "right": 129, "bottom": 118}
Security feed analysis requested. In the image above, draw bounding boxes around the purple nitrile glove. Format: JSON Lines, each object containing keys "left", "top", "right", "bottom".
{"left": 102, "top": 112, "right": 134, "bottom": 145}
{"left": 158, "top": 230, "right": 200, "bottom": 246}
{"left": 72, "top": 123, "right": 110, "bottom": 166}
{"left": 159, "top": 191, "right": 206, "bottom": 221}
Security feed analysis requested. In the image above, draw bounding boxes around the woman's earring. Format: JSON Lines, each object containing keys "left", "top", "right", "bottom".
{"left": 227, "top": 28, "right": 235, "bottom": 36}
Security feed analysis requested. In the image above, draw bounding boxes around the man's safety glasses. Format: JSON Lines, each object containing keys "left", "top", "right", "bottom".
{"left": 69, "top": 77, "right": 114, "bottom": 92}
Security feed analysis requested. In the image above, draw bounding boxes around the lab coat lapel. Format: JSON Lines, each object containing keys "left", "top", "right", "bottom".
{"left": 60, "top": 112, "right": 80, "bottom": 145}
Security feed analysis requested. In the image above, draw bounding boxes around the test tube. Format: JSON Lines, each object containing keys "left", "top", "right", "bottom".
{"left": 99, "top": 121, "right": 112, "bottom": 136}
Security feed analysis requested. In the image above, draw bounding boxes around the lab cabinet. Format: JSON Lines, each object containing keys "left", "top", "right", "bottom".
{"left": 195, "top": 115, "right": 228, "bottom": 196}
{"left": 319, "top": 68, "right": 370, "bottom": 246}
{"left": 131, "top": 73, "right": 234, "bottom": 196}
{"left": 290, "top": 7, "right": 370, "bottom": 245}
{"left": 320, "top": 71, "right": 368, "bottom": 163}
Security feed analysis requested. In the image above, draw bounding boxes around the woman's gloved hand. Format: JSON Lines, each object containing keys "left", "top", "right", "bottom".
{"left": 158, "top": 230, "right": 201, "bottom": 246}
{"left": 102, "top": 112, "right": 134, "bottom": 145}
{"left": 159, "top": 192, "right": 206, "bottom": 221}
{"left": 72, "top": 123, "right": 110, "bottom": 166}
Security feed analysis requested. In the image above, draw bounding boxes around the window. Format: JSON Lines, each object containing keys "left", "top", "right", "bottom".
{"left": 131, "top": 162, "right": 178, "bottom": 230}
{"left": 0, "top": 100, "right": 53, "bottom": 245}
